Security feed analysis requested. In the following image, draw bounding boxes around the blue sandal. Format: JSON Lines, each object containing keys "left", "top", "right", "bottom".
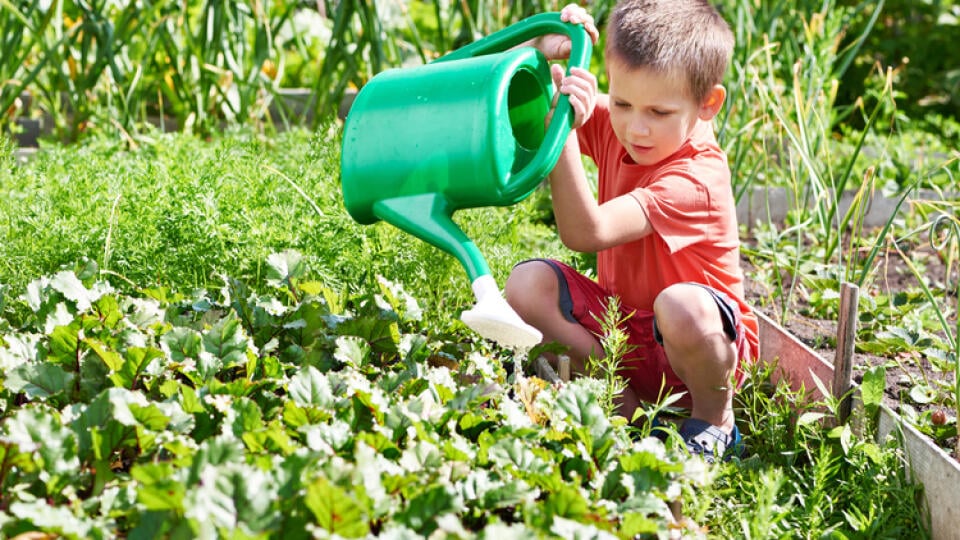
{"left": 678, "top": 418, "right": 743, "bottom": 463}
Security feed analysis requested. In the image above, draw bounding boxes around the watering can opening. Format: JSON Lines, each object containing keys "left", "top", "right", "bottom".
{"left": 506, "top": 66, "right": 551, "bottom": 174}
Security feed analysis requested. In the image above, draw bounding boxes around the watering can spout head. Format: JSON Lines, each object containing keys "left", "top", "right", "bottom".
{"left": 461, "top": 275, "right": 542, "bottom": 349}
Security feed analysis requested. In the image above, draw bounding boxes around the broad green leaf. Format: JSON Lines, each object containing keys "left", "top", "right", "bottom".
{"left": 228, "top": 397, "right": 265, "bottom": 438}
{"left": 9, "top": 500, "right": 94, "bottom": 538}
{"left": 185, "top": 462, "right": 279, "bottom": 535}
{"left": 909, "top": 383, "right": 938, "bottom": 404}
{"left": 398, "top": 440, "right": 444, "bottom": 474}
{"left": 555, "top": 382, "right": 615, "bottom": 463}
{"left": 334, "top": 335, "right": 370, "bottom": 368}
{"left": 50, "top": 270, "right": 98, "bottom": 311}
{"left": 543, "top": 485, "right": 591, "bottom": 521}
{"left": 281, "top": 399, "right": 331, "bottom": 429}
{"left": 3, "top": 407, "right": 79, "bottom": 480}
{"left": 0, "top": 440, "right": 37, "bottom": 477}
{"left": 93, "top": 293, "right": 124, "bottom": 329}
{"left": 305, "top": 476, "right": 370, "bottom": 538}
{"left": 128, "top": 402, "right": 173, "bottom": 432}
{"left": 242, "top": 421, "right": 297, "bottom": 455}
{"left": 162, "top": 327, "right": 204, "bottom": 363}
{"left": 132, "top": 462, "right": 186, "bottom": 511}
{"left": 480, "top": 478, "right": 538, "bottom": 510}
{"left": 188, "top": 436, "right": 246, "bottom": 484}
{"left": 336, "top": 300, "right": 400, "bottom": 354}
{"left": 110, "top": 346, "right": 165, "bottom": 389}
{"left": 487, "top": 437, "right": 550, "bottom": 476}
{"left": 620, "top": 511, "right": 662, "bottom": 537}
{"left": 0, "top": 332, "right": 42, "bottom": 371}
{"left": 5, "top": 362, "right": 73, "bottom": 400}
{"left": 266, "top": 249, "right": 307, "bottom": 287}
{"left": 71, "top": 388, "right": 158, "bottom": 463}
{"left": 859, "top": 365, "right": 886, "bottom": 410}
{"left": 91, "top": 423, "right": 136, "bottom": 462}
{"left": 395, "top": 484, "right": 457, "bottom": 536}
{"left": 288, "top": 366, "right": 334, "bottom": 408}
{"left": 376, "top": 275, "right": 422, "bottom": 322}
{"left": 48, "top": 321, "right": 80, "bottom": 364}
{"left": 202, "top": 316, "right": 250, "bottom": 369}
{"left": 87, "top": 337, "right": 125, "bottom": 371}
{"left": 79, "top": 351, "right": 113, "bottom": 400}
{"left": 197, "top": 350, "right": 223, "bottom": 382}
{"left": 179, "top": 384, "right": 206, "bottom": 414}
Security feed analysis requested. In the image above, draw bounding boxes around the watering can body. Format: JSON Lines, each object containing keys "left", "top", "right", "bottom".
{"left": 341, "top": 46, "right": 552, "bottom": 222}
{"left": 340, "top": 13, "right": 592, "bottom": 347}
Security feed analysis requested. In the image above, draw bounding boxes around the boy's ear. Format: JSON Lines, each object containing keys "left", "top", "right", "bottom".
{"left": 698, "top": 85, "right": 726, "bottom": 121}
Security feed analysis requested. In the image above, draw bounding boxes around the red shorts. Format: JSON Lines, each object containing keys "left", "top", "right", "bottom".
{"left": 530, "top": 259, "right": 751, "bottom": 404}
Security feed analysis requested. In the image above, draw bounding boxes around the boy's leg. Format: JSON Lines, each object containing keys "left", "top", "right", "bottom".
{"left": 504, "top": 259, "right": 603, "bottom": 374}
{"left": 652, "top": 283, "right": 739, "bottom": 433}
{"left": 505, "top": 259, "right": 646, "bottom": 420}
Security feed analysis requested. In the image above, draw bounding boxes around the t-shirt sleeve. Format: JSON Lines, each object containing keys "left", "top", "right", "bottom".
{"left": 629, "top": 169, "right": 713, "bottom": 253}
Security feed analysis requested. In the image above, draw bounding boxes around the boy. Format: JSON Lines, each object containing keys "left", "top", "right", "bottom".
{"left": 505, "top": 0, "right": 759, "bottom": 462}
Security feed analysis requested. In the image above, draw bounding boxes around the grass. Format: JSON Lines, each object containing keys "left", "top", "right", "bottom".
{"left": 0, "top": 127, "right": 934, "bottom": 536}
{"left": 0, "top": 127, "right": 572, "bottom": 332}
{"left": 694, "top": 361, "right": 928, "bottom": 538}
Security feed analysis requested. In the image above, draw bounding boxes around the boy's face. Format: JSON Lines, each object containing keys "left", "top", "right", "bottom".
{"left": 606, "top": 58, "right": 718, "bottom": 166}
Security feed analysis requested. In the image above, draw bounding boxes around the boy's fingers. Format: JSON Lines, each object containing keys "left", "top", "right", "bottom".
{"left": 560, "top": 4, "right": 600, "bottom": 45}
{"left": 551, "top": 63, "right": 565, "bottom": 87}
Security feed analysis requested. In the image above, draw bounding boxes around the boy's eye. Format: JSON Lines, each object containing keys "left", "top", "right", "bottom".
{"left": 651, "top": 109, "right": 671, "bottom": 116}
{"left": 613, "top": 100, "right": 630, "bottom": 108}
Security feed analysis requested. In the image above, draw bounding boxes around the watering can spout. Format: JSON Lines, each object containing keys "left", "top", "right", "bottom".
{"left": 373, "top": 195, "right": 543, "bottom": 348}
{"left": 372, "top": 193, "right": 490, "bottom": 282}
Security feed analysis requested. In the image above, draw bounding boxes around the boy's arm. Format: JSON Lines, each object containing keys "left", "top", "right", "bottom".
{"left": 525, "top": 3, "right": 653, "bottom": 252}
{"left": 548, "top": 66, "right": 653, "bottom": 252}
{"left": 549, "top": 134, "right": 654, "bottom": 253}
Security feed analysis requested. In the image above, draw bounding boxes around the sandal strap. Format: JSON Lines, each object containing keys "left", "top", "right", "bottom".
{"left": 679, "top": 418, "right": 742, "bottom": 462}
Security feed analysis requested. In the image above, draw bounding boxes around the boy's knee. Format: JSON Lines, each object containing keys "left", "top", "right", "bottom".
{"left": 504, "top": 261, "right": 557, "bottom": 311}
{"left": 653, "top": 284, "right": 720, "bottom": 339}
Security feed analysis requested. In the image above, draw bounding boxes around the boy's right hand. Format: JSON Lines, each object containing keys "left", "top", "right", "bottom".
{"left": 550, "top": 63, "right": 598, "bottom": 129}
{"left": 534, "top": 3, "right": 599, "bottom": 60}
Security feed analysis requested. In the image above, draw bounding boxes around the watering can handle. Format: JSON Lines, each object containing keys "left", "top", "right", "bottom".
{"left": 434, "top": 12, "right": 593, "bottom": 203}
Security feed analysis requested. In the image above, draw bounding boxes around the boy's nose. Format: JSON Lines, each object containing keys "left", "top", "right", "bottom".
{"left": 629, "top": 119, "right": 650, "bottom": 138}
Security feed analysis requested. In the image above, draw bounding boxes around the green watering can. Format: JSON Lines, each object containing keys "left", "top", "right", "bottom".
{"left": 341, "top": 12, "right": 592, "bottom": 348}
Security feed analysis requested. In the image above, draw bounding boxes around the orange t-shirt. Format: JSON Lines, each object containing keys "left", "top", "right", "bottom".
{"left": 576, "top": 104, "right": 759, "bottom": 357}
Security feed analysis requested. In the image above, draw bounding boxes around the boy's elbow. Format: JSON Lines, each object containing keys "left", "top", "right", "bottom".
{"left": 559, "top": 228, "right": 605, "bottom": 253}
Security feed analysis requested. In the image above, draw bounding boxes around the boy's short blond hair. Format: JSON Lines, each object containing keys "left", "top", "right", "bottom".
{"left": 605, "top": 0, "right": 734, "bottom": 104}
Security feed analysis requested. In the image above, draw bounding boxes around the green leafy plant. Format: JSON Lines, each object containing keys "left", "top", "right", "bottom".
{"left": 584, "top": 295, "right": 632, "bottom": 418}
{"left": 0, "top": 255, "right": 707, "bottom": 537}
{"left": 686, "top": 360, "right": 928, "bottom": 538}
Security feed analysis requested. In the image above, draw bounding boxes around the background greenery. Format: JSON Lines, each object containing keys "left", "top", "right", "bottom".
{"left": 1, "top": 1, "right": 958, "bottom": 145}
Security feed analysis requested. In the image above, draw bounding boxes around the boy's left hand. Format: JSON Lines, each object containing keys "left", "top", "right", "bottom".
{"left": 535, "top": 3, "right": 600, "bottom": 60}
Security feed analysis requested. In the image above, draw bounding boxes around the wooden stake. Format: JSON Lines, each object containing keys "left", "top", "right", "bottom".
{"left": 833, "top": 282, "right": 860, "bottom": 423}
{"left": 558, "top": 355, "right": 571, "bottom": 382}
